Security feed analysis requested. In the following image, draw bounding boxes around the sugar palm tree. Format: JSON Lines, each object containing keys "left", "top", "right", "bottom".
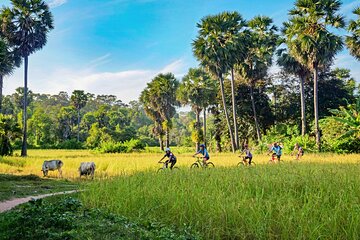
{"left": 346, "top": 7, "right": 360, "bottom": 61}
{"left": 277, "top": 48, "right": 310, "bottom": 136}
{"left": 284, "top": 0, "right": 345, "bottom": 150}
{"left": 0, "top": 38, "right": 20, "bottom": 113}
{"left": 177, "top": 68, "right": 217, "bottom": 150}
{"left": 0, "top": 0, "right": 54, "bottom": 156}
{"left": 236, "top": 16, "right": 279, "bottom": 142}
{"left": 193, "top": 11, "right": 243, "bottom": 152}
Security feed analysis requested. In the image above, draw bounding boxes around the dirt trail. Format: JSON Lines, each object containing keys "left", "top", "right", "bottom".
{"left": 0, "top": 190, "right": 80, "bottom": 213}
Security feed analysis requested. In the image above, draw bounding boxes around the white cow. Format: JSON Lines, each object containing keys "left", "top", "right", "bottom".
{"left": 42, "top": 160, "right": 63, "bottom": 177}
{"left": 79, "top": 162, "right": 96, "bottom": 179}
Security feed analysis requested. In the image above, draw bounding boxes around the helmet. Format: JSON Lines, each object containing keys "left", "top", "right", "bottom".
{"left": 165, "top": 148, "right": 170, "bottom": 152}
{"left": 244, "top": 144, "right": 248, "bottom": 148}
{"left": 200, "top": 144, "right": 205, "bottom": 148}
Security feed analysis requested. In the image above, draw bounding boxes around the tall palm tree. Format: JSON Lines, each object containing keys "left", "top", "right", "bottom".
{"left": 140, "top": 73, "right": 179, "bottom": 150}
{"left": 236, "top": 16, "right": 278, "bottom": 142}
{"left": 0, "top": 38, "right": 19, "bottom": 113}
{"left": 70, "top": 90, "right": 88, "bottom": 142}
{"left": 284, "top": 0, "right": 345, "bottom": 150}
{"left": 346, "top": 7, "right": 360, "bottom": 61}
{"left": 177, "top": 68, "right": 217, "bottom": 150}
{"left": 277, "top": 48, "right": 310, "bottom": 136}
{"left": 0, "top": 0, "right": 54, "bottom": 156}
{"left": 193, "top": 11, "right": 243, "bottom": 153}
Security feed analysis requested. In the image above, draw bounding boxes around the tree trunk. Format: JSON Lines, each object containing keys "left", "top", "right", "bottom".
{"left": 313, "top": 67, "right": 321, "bottom": 150}
{"left": 165, "top": 128, "right": 170, "bottom": 148}
{"left": 0, "top": 75, "right": 3, "bottom": 114}
{"left": 21, "top": 56, "right": 28, "bottom": 157}
{"left": 250, "top": 84, "right": 262, "bottom": 142}
{"left": 195, "top": 109, "right": 200, "bottom": 151}
{"left": 230, "top": 68, "right": 239, "bottom": 150}
{"left": 203, "top": 107, "right": 206, "bottom": 148}
{"left": 159, "top": 136, "right": 164, "bottom": 151}
{"left": 77, "top": 109, "right": 80, "bottom": 142}
{"left": 219, "top": 74, "right": 236, "bottom": 153}
{"left": 300, "top": 74, "right": 306, "bottom": 136}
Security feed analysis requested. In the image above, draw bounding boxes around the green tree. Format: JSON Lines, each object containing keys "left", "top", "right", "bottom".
{"left": 177, "top": 68, "right": 217, "bottom": 150}
{"left": 284, "top": 0, "right": 345, "bottom": 150}
{"left": 140, "top": 73, "right": 179, "bottom": 150}
{"left": 277, "top": 48, "right": 310, "bottom": 136}
{"left": 346, "top": 7, "right": 360, "bottom": 61}
{"left": 0, "top": 38, "right": 20, "bottom": 113}
{"left": 193, "top": 12, "right": 241, "bottom": 152}
{"left": 0, "top": 0, "right": 54, "bottom": 156}
{"left": 236, "top": 16, "right": 278, "bottom": 142}
{"left": 70, "top": 90, "right": 88, "bottom": 142}
{"left": 0, "top": 114, "right": 21, "bottom": 156}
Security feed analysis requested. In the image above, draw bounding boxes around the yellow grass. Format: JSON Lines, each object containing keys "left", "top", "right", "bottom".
{"left": 1, "top": 149, "right": 360, "bottom": 179}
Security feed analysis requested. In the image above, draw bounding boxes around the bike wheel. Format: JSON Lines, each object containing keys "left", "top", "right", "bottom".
{"left": 206, "top": 162, "right": 215, "bottom": 168}
{"left": 237, "top": 161, "right": 246, "bottom": 167}
{"left": 157, "top": 168, "right": 164, "bottom": 173}
{"left": 190, "top": 163, "right": 199, "bottom": 168}
{"left": 249, "top": 161, "right": 256, "bottom": 166}
{"left": 172, "top": 167, "right": 180, "bottom": 171}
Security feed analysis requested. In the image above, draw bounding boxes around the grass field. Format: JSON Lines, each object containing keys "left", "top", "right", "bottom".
{"left": 2, "top": 149, "right": 360, "bottom": 239}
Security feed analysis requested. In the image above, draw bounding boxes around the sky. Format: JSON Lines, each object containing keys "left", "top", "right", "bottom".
{"left": 1, "top": 0, "right": 359, "bottom": 103}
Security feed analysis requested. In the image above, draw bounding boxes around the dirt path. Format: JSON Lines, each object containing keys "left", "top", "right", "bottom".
{"left": 0, "top": 190, "right": 80, "bottom": 213}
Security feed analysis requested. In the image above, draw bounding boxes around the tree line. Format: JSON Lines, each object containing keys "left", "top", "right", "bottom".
{"left": 0, "top": 0, "right": 359, "bottom": 156}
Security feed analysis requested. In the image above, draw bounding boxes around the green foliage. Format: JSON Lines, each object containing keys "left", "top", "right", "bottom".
{"left": 0, "top": 196, "right": 200, "bottom": 240}
{"left": 346, "top": 7, "right": 360, "bottom": 61}
{"left": 97, "top": 139, "right": 145, "bottom": 153}
{"left": 0, "top": 114, "right": 21, "bottom": 156}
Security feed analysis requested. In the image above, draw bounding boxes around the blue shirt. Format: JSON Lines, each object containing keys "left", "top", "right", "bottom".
{"left": 272, "top": 146, "right": 282, "bottom": 156}
{"left": 197, "top": 148, "right": 209, "bottom": 158}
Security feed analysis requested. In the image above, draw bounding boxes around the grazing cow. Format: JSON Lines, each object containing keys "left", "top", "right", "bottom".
{"left": 42, "top": 160, "right": 63, "bottom": 177}
{"left": 79, "top": 162, "right": 96, "bottom": 179}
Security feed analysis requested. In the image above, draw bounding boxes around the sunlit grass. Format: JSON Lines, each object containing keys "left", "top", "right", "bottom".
{"left": 1, "top": 149, "right": 360, "bottom": 179}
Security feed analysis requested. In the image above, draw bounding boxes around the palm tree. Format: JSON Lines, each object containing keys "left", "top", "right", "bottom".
{"left": 0, "top": 0, "right": 54, "bottom": 156}
{"left": 70, "top": 90, "right": 88, "bottom": 142}
{"left": 346, "top": 7, "right": 360, "bottom": 61}
{"left": 193, "top": 11, "right": 243, "bottom": 153}
{"left": 284, "top": 0, "right": 345, "bottom": 150}
{"left": 0, "top": 38, "right": 19, "bottom": 113}
{"left": 277, "top": 48, "right": 310, "bottom": 136}
{"left": 177, "top": 68, "right": 217, "bottom": 150}
{"left": 236, "top": 16, "right": 278, "bottom": 142}
{"left": 140, "top": 73, "right": 179, "bottom": 150}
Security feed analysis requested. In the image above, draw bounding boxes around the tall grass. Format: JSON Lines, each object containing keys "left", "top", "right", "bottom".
{"left": 83, "top": 163, "right": 360, "bottom": 239}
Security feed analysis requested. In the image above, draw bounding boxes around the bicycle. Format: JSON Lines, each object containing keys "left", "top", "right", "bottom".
{"left": 237, "top": 156, "right": 255, "bottom": 166}
{"left": 157, "top": 160, "right": 179, "bottom": 172}
{"left": 190, "top": 157, "right": 215, "bottom": 169}
{"left": 268, "top": 154, "right": 282, "bottom": 164}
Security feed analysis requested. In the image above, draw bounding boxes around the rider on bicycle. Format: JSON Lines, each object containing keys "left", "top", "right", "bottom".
{"left": 269, "top": 142, "right": 283, "bottom": 162}
{"left": 159, "top": 147, "right": 177, "bottom": 169}
{"left": 293, "top": 143, "right": 304, "bottom": 160}
{"left": 193, "top": 144, "right": 210, "bottom": 165}
{"left": 240, "top": 144, "right": 253, "bottom": 165}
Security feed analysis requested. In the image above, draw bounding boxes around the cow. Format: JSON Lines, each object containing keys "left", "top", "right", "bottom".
{"left": 41, "top": 160, "right": 63, "bottom": 177}
{"left": 79, "top": 162, "right": 96, "bottom": 179}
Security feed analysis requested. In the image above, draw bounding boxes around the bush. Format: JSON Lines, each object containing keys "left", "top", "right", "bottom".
{"left": 56, "top": 139, "right": 84, "bottom": 149}
{"left": 97, "top": 139, "right": 145, "bottom": 153}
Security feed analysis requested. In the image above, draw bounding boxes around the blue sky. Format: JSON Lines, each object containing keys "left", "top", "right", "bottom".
{"left": 1, "top": 0, "right": 359, "bottom": 103}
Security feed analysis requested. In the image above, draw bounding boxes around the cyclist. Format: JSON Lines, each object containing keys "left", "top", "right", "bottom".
{"left": 193, "top": 144, "right": 210, "bottom": 165}
{"left": 240, "top": 144, "right": 253, "bottom": 165}
{"left": 158, "top": 147, "right": 177, "bottom": 169}
{"left": 293, "top": 143, "right": 304, "bottom": 160}
{"left": 268, "top": 142, "right": 283, "bottom": 162}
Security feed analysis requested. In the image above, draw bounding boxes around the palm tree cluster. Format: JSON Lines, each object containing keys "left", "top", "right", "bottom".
{"left": 0, "top": 0, "right": 53, "bottom": 156}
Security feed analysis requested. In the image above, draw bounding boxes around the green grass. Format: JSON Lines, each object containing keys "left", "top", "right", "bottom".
{"left": 0, "top": 174, "right": 79, "bottom": 201}
{"left": 82, "top": 162, "right": 360, "bottom": 239}
{"left": 0, "top": 195, "right": 200, "bottom": 240}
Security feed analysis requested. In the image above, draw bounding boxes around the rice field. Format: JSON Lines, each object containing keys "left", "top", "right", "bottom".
{"left": 2, "top": 149, "right": 360, "bottom": 239}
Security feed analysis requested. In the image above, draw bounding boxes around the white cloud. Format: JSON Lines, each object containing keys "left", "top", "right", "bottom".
{"left": 47, "top": 0, "right": 67, "bottom": 8}
{"left": 4, "top": 59, "right": 188, "bottom": 103}
{"left": 87, "top": 53, "right": 112, "bottom": 69}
